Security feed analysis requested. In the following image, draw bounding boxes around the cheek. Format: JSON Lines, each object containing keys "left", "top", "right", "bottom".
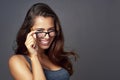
{"left": 50, "top": 37, "right": 56, "bottom": 45}
{"left": 50, "top": 37, "right": 55, "bottom": 43}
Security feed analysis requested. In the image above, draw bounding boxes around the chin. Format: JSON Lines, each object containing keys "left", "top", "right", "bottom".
{"left": 39, "top": 45, "right": 50, "bottom": 49}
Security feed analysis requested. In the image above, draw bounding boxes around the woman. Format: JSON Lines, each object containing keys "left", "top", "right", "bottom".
{"left": 9, "top": 3, "right": 76, "bottom": 80}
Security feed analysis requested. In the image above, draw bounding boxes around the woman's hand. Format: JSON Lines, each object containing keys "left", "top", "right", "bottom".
{"left": 25, "top": 31, "right": 39, "bottom": 57}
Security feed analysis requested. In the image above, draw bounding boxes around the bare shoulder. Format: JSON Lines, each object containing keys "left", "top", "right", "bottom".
{"left": 9, "top": 54, "right": 23, "bottom": 60}
{"left": 8, "top": 54, "right": 27, "bottom": 74}
{"left": 8, "top": 54, "right": 29, "bottom": 71}
{"left": 9, "top": 54, "right": 25, "bottom": 65}
{"left": 8, "top": 54, "right": 32, "bottom": 80}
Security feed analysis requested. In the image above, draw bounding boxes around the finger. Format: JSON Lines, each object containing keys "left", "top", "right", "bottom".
{"left": 25, "top": 30, "right": 39, "bottom": 49}
{"left": 25, "top": 36, "right": 36, "bottom": 47}
{"left": 27, "top": 30, "right": 37, "bottom": 37}
{"left": 25, "top": 39, "right": 35, "bottom": 47}
{"left": 25, "top": 39, "right": 35, "bottom": 46}
{"left": 26, "top": 30, "right": 38, "bottom": 42}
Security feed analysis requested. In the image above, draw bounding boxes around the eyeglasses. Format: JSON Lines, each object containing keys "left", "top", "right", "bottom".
{"left": 35, "top": 30, "right": 56, "bottom": 38}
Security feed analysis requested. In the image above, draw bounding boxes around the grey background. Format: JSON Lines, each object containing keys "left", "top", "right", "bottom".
{"left": 0, "top": 0, "right": 120, "bottom": 80}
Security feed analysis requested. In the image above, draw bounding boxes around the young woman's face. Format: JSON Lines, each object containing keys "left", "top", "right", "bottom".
{"left": 31, "top": 16, "right": 56, "bottom": 50}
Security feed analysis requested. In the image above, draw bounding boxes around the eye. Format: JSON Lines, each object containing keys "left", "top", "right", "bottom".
{"left": 48, "top": 28, "right": 55, "bottom": 32}
{"left": 36, "top": 28, "right": 44, "bottom": 32}
{"left": 37, "top": 30, "right": 43, "bottom": 32}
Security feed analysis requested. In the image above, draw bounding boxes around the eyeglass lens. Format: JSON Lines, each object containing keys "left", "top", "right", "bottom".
{"left": 36, "top": 31, "right": 56, "bottom": 38}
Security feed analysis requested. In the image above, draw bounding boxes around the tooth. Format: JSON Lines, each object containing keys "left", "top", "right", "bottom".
{"left": 41, "top": 41, "right": 49, "bottom": 44}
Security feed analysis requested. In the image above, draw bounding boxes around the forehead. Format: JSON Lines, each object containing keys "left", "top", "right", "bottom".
{"left": 32, "top": 16, "right": 54, "bottom": 30}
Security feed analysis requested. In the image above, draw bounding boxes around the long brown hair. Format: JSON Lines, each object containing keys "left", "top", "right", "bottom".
{"left": 15, "top": 3, "right": 76, "bottom": 75}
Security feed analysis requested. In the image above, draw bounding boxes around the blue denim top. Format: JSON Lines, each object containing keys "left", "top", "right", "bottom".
{"left": 23, "top": 55, "right": 70, "bottom": 80}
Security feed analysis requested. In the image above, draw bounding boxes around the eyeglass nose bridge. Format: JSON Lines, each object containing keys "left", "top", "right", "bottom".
{"left": 44, "top": 32, "right": 50, "bottom": 37}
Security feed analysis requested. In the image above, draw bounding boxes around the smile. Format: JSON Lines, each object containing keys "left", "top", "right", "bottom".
{"left": 41, "top": 40, "right": 49, "bottom": 44}
{"left": 39, "top": 40, "right": 50, "bottom": 45}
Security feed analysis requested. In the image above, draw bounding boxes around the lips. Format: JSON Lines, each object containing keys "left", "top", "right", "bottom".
{"left": 41, "top": 40, "right": 49, "bottom": 44}
{"left": 39, "top": 40, "right": 50, "bottom": 45}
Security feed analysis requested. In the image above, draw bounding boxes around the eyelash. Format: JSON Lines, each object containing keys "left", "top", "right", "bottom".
{"left": 37, "top": 30, "right": 43, "bottom": 32}
{"left": 48, "top": 29, "right": 55, "bottom": 32}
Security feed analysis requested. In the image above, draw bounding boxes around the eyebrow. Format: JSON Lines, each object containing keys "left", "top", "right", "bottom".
{"left": 48, "top": 27, "right": 55, "bottom": 30}
{"left": 36, "top": 28, "right": 44, "bottom": 31}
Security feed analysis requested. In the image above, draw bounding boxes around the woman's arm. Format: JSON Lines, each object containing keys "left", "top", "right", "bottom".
{"left": 25, "top": 30, "right": 46, "bottom": 80}
{"left": 30, "top": 55, "right": 46, "bottom": 80}
{"left": 9, "top": 54, "right": 46, "bottom": 80}
{"left": 9, "top": 55, "right": 33, "bottom": 80}
{"left": 9, "top": 31, "right": 46, "bottom": 80}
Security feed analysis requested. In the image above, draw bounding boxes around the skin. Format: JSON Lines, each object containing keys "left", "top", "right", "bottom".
{"left": 9, "top": 16, "right": 61, "bottom": 80}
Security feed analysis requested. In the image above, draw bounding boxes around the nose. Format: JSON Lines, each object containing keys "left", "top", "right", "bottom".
{"left": 44, "top": 33, "right": 50, "bottom": 39}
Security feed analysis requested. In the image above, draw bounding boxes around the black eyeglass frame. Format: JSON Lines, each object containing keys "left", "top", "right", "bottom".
{"left": 35, "top": 30, "right": 56, "bottom": 38}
